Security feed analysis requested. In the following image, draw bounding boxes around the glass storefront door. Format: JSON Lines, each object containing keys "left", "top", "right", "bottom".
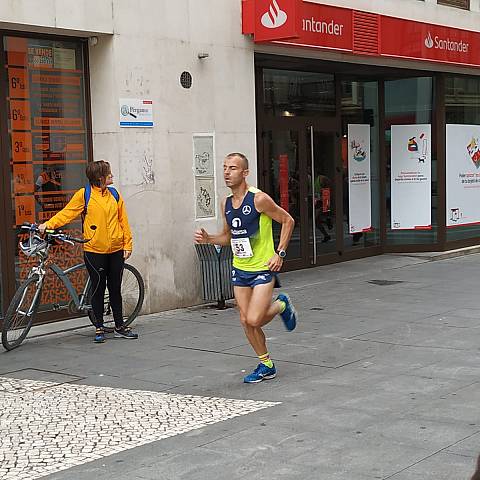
{"left": 262, "top": 125, "right": 342, "bottom": 268}
{"left": 258, "top": 64, "right": 381, "bottom": 269}
{"left": 306, "top": 128, "right": 338, "bottom": 262}
{"left": 263, "top": 129, "right": 303, "bottom": 262}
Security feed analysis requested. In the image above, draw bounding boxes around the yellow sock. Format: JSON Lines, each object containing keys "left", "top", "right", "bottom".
{"left": 259, "top": 352, "right": 273, "bottom": 368}
{"left": 278, "top": 300, "right": 286, "bottom": 314}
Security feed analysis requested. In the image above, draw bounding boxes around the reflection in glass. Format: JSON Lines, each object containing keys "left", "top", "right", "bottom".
{"left": 446, "top": 75, "right": 480, "bottom": 242}
{"left": 341, "top": 80, "right": 380, "bottom": 250}
{"left": 265, "top": 130, "right": 302, "bottom": 260}
{"left": 385, "top": 77, "right": 436, "bottom": 245}
{"left": 263, "top": 69, "right": 335, "bottom": 118}
{"left": 307, "top": 130, "right": 336, "bottom": 256}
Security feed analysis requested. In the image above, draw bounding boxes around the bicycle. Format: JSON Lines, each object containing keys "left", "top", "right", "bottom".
{"left": 1, "top": 223, "right": 145, "bottom": 351}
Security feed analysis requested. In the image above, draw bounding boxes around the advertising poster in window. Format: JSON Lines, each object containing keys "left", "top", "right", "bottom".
{"left": 5, "top": 36, "right": 89, "bottom": 309}
{"left": 446, "top": 124, "right": 480, "bottom": 227}
{"left": 390, "top": 124, "right": 431, "bottom": 230}
{"left": 348, "top": 124, "right": 371, "bottom": 233}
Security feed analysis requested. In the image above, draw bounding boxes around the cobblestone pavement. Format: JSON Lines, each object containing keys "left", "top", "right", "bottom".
{"left": 0, "top": 376, "right": 278, "bottom": 480}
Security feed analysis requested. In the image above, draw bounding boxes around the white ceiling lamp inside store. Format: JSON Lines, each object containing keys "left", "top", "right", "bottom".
{"left": 282, "top": 110, "right": 295, "bottom": 117}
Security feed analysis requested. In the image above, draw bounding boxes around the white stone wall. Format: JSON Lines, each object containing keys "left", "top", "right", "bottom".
{"left": 88, "top": 0, "right": 257, "bottom": 312}
{"left": 0, "top": 0, "right": 113, "bottom": 35}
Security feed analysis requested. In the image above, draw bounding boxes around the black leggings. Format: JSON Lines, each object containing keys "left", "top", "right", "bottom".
{"left": 84, "top": 250, "right": 124, "bottom": 329}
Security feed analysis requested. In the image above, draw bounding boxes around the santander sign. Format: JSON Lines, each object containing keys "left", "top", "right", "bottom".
{"left": 253, "top": 0, "right": 301, "bottom": 42}
{"left": 424, "top": 31, "right": 469, "bottom": 53}
{"left": 261, "top": 0, "right": 288, "bottom": 29}
{"left": 243, "top": 0, "right": 480, "bottom": 68}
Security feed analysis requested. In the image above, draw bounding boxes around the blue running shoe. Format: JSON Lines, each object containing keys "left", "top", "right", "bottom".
{"left": 94, "top": 328, "right": 105, "bottom": 343}
{"left": 244, "top": 363, "right": 276, "bottom": 383}
{"left": 276, "top": 293, "right": 297, "bottom": 331}
{"left": 114, "top": 326, "right": 139, "bottom": 339}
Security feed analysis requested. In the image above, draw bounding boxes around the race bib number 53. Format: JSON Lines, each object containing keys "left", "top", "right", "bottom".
{"left": 231, "top": 237, "right": 253, "bottom": 258}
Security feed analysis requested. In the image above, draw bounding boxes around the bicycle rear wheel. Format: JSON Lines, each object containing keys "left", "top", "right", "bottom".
{"left": 87, "top": 263, "right": 144, "bottom": 329}
{"left": 2, "top": 275, "right": 42, "bottom": 351}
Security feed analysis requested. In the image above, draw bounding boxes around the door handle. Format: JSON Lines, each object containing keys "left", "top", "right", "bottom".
{"left": 309, "top": 126, "right": 317, "bottom": 264}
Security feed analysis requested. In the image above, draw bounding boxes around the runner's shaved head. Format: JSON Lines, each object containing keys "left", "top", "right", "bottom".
{"left": 226, "top": 152, "right": 249, "bottom": 170}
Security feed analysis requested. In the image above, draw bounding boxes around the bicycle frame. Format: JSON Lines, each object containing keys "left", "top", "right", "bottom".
{"left": 49, "top": 262, "right": 91, "bottom": 310}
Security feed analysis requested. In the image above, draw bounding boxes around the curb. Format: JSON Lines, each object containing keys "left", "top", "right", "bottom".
{"left": 392, "top": 245, "right": 480, "bottom": 262}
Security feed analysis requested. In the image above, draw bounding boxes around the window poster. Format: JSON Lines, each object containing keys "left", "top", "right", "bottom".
{"left": 390, "top": 124, "right": 432, "bottom": 230}
{"left": 5, "top": 36, "right": 89, "bottom": 306}
{"left": 348, "top": 124, "right": 371, "bottom": 234}
{"left": 446, "top": 124, "right": 480, "bottom": 227}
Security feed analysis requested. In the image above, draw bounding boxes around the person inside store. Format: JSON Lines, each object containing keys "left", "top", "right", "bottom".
{"left": 314, "top": 174, "right": 333, "bottom": 243}
{"left": 38, "top": 160, "right": 138, "bottom": 343}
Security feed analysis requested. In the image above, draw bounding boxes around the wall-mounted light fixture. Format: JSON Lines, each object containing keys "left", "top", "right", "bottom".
{"left": 197, "top": 52, "right": 210, "bottom": 59}
{"left": 89, "top": 36, "right": 98, "bottom": 47}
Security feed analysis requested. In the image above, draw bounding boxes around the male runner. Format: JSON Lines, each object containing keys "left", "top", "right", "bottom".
{"left": 194, "top": 152, "right": 297, "bottom": 383}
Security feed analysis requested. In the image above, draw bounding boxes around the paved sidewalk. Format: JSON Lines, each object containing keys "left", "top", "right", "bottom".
{"left": 1, "top": 253, "right": 480, "bottom": 479}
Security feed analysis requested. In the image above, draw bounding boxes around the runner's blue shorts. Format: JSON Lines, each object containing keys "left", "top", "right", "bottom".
{"left": 231, "top": 268, "right": 281, "bottom": 288}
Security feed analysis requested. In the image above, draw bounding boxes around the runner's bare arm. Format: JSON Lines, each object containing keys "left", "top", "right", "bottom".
{"left": 255, "top": 192, "right": 295, "bottom": 271}
{"left": 194, "top": 198, "right": 232, "bottom": 246}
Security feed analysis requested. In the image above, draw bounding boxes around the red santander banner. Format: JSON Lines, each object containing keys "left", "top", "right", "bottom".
{"left": 381, "top": 16, "right": 480, "bottom": 67}
{"left": 280, "top": 1, "right": 352, "bottom": 52}
{"left": 242, "top": 0, "right": 480, "bottom": 68}
{"left": 254, "top": 0, "right": 302, "bottom": 42}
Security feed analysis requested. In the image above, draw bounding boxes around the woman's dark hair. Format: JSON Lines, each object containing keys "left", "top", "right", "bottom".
{"left": 86, "top": 160, "right": 111, "bottom": 187}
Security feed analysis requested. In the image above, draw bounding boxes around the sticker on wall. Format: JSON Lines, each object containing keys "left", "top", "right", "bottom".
{"left": 119, "top": 99, "right": 153, "bottom": 127}
{"left": 193, "top": 135, "right": 214, "bottom": 176}
{"left": 446, "top": 124, "right": 480, "bottom": 228}
{"left": 195, "top": 177, "right": 216, "bottom": 219}
{"left": 193, "top": 134, "right": 216, "bottom": 219}
{"left": 390, "top": 124, "right": 432, "bottom": 230}
{"left": 348, "top": 124, "right": 371, "bottom": 234}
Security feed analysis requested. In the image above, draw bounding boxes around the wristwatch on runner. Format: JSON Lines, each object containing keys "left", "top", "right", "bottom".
{"left": 277, "top": 249, "right": 287, "bottom": 258}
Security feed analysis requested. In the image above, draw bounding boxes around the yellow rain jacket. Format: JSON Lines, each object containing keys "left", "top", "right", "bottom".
{"left": 45, "top": 185, "right": 133, "bottom": 254}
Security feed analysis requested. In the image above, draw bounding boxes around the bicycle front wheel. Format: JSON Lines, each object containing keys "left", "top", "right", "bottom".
{"left": 2, "top": 275, "right": 42, "bottom": 351}
{"left": 87, "top": 263, "right": 144, "bottom": 328}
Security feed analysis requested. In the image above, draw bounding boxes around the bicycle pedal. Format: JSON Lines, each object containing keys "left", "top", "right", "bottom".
{"left": 53, "top": 303, "right": 60, "bottom": 311}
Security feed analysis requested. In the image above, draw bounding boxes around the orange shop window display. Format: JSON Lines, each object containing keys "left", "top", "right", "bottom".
{"left": 5, "top": 35, "right": 90, "bottom": 312}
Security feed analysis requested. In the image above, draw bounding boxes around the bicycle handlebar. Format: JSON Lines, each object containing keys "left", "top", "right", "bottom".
{"left": 21, "top": 223, "right": 89, "bottom": 244}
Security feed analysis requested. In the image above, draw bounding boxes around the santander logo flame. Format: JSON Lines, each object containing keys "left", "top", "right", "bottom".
{"left": 261, "top": 0, "right": 288, "bottom": 29}
{"left": 425, "top": 32, "right": 434, "bottom": 49}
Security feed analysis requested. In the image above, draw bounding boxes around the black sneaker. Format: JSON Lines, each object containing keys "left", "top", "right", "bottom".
{"left": 114, "top": 327, "right": 138, "bottom": 339}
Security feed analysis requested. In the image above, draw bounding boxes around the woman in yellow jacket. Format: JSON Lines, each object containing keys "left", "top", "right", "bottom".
{"left": 39, "top": 160, "right": 138, "bottom": 343}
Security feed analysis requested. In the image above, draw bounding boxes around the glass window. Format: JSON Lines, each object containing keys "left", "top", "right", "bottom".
{"left": 4, "top": 35, "right": 89, "bottom": 312}
{"left": 264, "top": 130, "right": 302, "bottom": 260}
{"left": 446, "top": 75, "right": 480, "bottom": 242}
{"left": 438, "top": 0, "right": 470, "bottom": 10}
{"left": 385, "top": 77, "right": 436, "bottom": 245}
{"left": 263, "top": 69, "right": 335, "bottom": 117}
{"left": 341, "top": 80, "right": 381, "bottom": 250}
